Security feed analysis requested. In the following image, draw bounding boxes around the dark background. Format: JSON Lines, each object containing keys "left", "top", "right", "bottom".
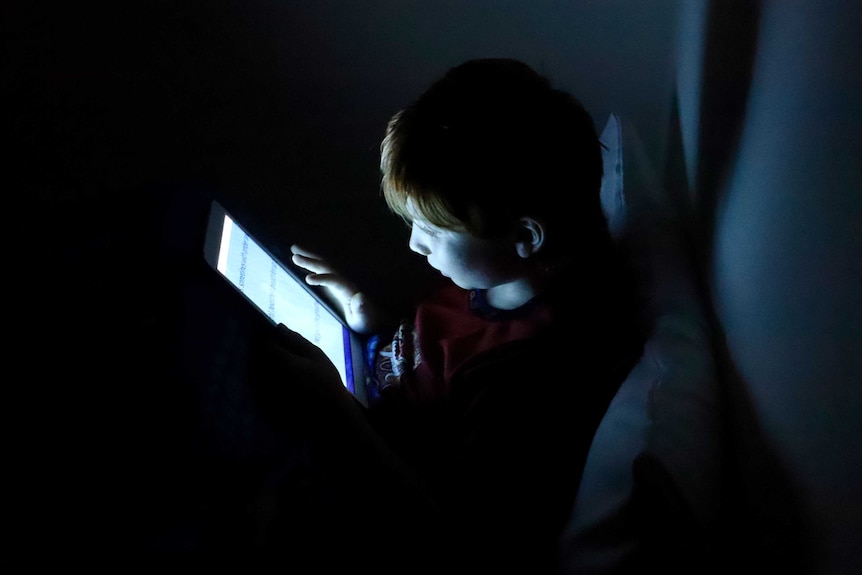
{"left": 7, "top": 1, "right": 680, "bottom": 566}
{"left": 9, "top": 1, "right": 860, "bottom": 571}
{"left": 8, "top": 0, "right": 679, "bottom": 311}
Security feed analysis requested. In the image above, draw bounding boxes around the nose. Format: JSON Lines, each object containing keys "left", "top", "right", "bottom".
{"left": 408, "top": 226, "right": 430, "bottom": 256}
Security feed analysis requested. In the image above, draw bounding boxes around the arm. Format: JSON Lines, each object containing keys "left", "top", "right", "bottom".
{"left": 261, "top": 322, "right": 433, "bottom": 504}
{"left": 252, "top": 323, "right": 453, "bottom": 571}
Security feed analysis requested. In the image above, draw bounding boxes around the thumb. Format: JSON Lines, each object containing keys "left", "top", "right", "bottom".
{"left": 348, "top": 291, "right": 369, "bottom": 316}
{"left": 271, "top": 322, "right": 328, "bottom": 363}
{"left": 346, "top": 291, "right": 390, "bottom": 334}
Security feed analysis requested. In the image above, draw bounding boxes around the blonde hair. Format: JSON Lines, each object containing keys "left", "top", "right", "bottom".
{"left": 380, "top": 110, "right": 467, "bottom": 231}
{"left": 379, "top": 58, "right": 605, "bottom": 259}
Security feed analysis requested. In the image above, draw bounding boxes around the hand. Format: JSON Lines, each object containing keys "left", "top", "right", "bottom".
{"left": 265, "top": 322, "right": 353, "bottom": 401}
{"left": 290, "top": 244, "right": 389, "bottom": 334}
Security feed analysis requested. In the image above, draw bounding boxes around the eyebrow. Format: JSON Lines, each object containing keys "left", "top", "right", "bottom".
{"left": 411, "top": 219, "right": 437, "bottom": 232}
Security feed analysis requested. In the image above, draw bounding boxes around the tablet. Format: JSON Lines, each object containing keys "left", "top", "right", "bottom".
{"left": 203, "top": 200, "right": 368, "bottom": 405}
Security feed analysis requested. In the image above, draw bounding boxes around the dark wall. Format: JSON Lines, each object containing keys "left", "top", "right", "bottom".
{"left": 8, "top": 2, "right": 680, "bottom": 564}
{"left": 709, "top": 4, "right": 862, "bottom": 571}
{"left": 10, "top": 0, "right": 680, "bottom": 312}
{"left": 675, "top": 2, "right": 862, "bottom": 571}
{"left": 11, "top": 2, "right": 861, "bottom": 571}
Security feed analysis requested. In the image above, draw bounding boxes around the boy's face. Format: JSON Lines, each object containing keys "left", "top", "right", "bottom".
{"left": 406, "top": 199, "right": 522, "bottom": 291}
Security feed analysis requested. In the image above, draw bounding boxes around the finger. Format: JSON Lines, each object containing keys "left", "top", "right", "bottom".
{"left": 263, "top": 324, "right": 347, "bottom": 397}
{"left": 305, "top": 273, "right": 358, "bottom": 301}
{"left": 291, "top": 253, "right": 335, "bottom": 275}
{"left": 271, "top": 322, "right": 326, "bottom": 362}
{"left": 290, "top": 244, "right": 323, "bottom": 259}
{"left": 304, "top": 272, "right": 343, "bottom": 287}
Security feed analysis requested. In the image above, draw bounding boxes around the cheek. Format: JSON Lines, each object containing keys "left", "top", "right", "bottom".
{"left": 459, "top": 243, "right": 521, "bottom": 281}
{"left": 440, "top": 245, "right": 490, "bottom": 277}
{"left": 426, "top": 242, "right": 460, "bottom": 270}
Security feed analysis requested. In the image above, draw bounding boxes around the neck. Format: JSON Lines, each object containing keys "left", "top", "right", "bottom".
{"left": 484, "top": 258, "right": 571, "bottom": 310}
{"left": 484, "top": 274, "right": 548, "bottom": 310}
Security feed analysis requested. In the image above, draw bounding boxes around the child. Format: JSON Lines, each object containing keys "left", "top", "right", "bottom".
{"left": 285, "top": 58, "right": 643, "bottom": 573}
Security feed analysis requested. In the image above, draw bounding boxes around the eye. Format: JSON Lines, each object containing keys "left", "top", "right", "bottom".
{"left": 413, "top": 222, "right": 439, "bottom": 237}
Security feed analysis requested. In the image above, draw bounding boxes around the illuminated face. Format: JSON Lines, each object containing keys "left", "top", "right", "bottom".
{"left": 405, "top": 199, "right": 521, "bottom": 291}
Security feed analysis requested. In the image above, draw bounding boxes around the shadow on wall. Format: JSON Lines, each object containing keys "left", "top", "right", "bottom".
{"left": 677, "top": 1, "right": 827, "bottom": 572}
{"left": 8, "top": 1, "right": 430, "bottom": 316}
{"left": 691, "top": 0, "right": 761, "bottom": 268}
{"left": 9, "top": 2, "right": 355, "bottom": 221}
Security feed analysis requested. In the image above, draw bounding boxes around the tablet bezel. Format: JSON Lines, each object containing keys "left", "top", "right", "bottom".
{"left": 203, "top": 200, "right": 368, "bottom": 405}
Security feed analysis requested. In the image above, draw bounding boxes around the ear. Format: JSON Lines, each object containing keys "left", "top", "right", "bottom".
{"left": 514, "top": 216, "right": 545, "bottom": 259}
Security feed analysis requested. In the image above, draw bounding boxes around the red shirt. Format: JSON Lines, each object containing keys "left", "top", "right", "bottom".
{"left": 369, "top": 283, "right": 554, "bottom": 406}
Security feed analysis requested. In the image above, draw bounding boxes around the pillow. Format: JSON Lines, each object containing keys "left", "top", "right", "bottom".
{"left": 599, "top": 113, "right": 626, "bottom": 238}
{"left": 559, "top": 114, "right": 723, "bottom": 572}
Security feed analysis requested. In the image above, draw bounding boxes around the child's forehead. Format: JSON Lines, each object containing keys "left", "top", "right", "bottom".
{"left": 404, "top": 197, "right": 450, "bottom": 232}
{"left": 402, "top": 193, "right": 471, "bottom": 233}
